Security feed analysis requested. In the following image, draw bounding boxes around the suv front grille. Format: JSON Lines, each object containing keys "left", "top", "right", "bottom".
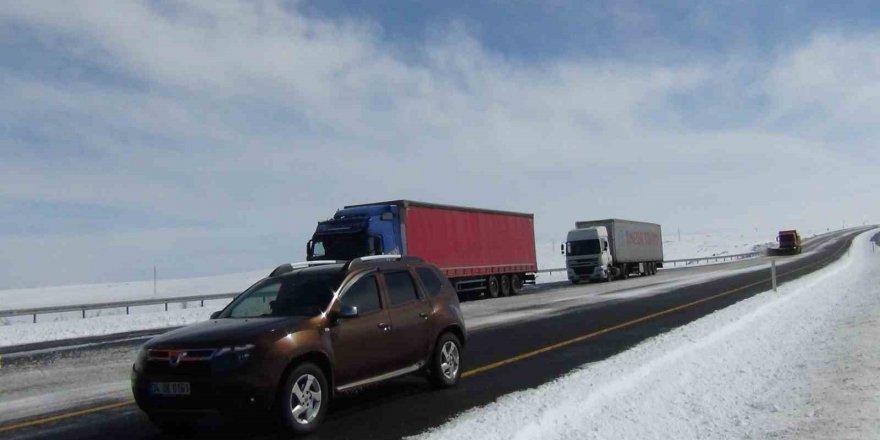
{"left": 145, "top": 348, "right": 217, "bottom": 376}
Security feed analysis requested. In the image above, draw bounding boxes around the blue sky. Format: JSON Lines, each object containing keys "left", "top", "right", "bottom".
{"left": 301, "top": 0, "right": 880, "bottom": 60}
{"left": 1, "top": 1, "right": 879, "bottom": 288}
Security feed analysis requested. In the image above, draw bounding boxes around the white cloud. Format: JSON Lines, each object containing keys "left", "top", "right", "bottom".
{"left": 763, "top": 32, "right": 880, "bottom": 145}
{"left": 0, "top": 1, "right": 877, "bottom": 287}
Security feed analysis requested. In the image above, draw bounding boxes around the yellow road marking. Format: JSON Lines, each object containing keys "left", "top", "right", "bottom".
{"left": 0, "top": 400, "right": 135, "bottom": 433}
{"left": 462, "top": 238, "right": 849, "bottom": 378}
{"left": 0, "top": 236, "right": 853, "bottom": 433}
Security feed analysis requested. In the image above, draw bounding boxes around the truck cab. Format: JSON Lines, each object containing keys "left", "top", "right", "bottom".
{"left": 564, "top": 227, "right": 612, "bottom": 283}
{"left": 776, "top": 229, "right": 802, "bottom": 254}
{"left": 307, "top": 204, "right": 403, "bottom": 261}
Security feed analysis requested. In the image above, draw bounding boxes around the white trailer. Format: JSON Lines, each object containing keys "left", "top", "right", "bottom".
{"left": 563, "top": 219, "right": 663, "bottom": 283}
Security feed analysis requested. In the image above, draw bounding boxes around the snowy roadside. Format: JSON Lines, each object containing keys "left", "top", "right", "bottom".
{"left": 0, "top": 269, "right": 267, "bottom": 312}
{"left": 0, "top": 232, "right": 839, "bottom": 349}
{"left": 414, "top": 230, "right": 880, "bottom": 440}
{"left": 0, "top": 302, "right": 227, "bottom": 348}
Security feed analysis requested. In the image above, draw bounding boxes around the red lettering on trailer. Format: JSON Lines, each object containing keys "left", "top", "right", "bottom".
{"left": 626, "top": 231, "right": 659, "bottom": 246}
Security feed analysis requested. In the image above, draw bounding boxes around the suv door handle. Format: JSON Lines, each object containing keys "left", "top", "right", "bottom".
{"left": 418, "top": 312, "right": 429, "bottom": 319}
{"left": 377, "top": 322, "right": 391, "bottom": 332}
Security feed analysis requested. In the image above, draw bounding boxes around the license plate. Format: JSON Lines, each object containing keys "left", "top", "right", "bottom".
{"left": 150, "top": 382, "right": 191, "bottom": 396}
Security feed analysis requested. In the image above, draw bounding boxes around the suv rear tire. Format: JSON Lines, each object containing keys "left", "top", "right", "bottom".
{"left": 277, "top": 362, "right": 329, "bottom": 435}
{"left": 429, "top": 332, "right": 462, "bottom": 388}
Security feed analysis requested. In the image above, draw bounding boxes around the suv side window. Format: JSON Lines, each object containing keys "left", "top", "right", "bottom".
{"left": 341, "top": 275, "right": 381, "bottom": 315}
{"left": 383, "top": 271, "right": 420, "bottom": 306}
{"left": 415, "top": 267, "right": 443, "bottom": 297}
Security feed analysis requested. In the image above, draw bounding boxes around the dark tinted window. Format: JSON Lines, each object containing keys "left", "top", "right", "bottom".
{"left": 341, "top": 275, "right": 381, "bottom": 315}
{"left": 384, "top": 271, "right": 420, "bottom": 306}
{"left": 567, "top": 239, "right": 601, "bottom": 256}
{"left": 416, "top": 267, "right": 443, "bottom": 297}
{"left": 222, "top": 271, "right": 342, "bottom": 318}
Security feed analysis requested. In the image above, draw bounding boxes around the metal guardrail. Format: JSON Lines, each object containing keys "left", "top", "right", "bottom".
{"left": 663, "top": 251, "right": 761, "bottom": 267}
{"left": 0, "top": 292, "right": 239, "bottom": 323}
{"left": 536, "top": 251, "right": 762, "bottom": 274}
{"left": 0, "top": 251, "right": 763, "bottom": 324}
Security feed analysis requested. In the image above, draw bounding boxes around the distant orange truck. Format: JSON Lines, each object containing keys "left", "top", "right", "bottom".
{"left": 775, "top": 230, "right": 802, "bottom": 255}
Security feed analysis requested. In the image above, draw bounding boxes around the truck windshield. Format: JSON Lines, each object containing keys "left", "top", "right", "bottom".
{"left": 568, "top": 239, "right": 601, "bottom": 256}
{"left": 311, "top": 234, "right": 368, "bottom": 261}
{"left": 779, "top": 235, "right": 795, "bottom": 245}
{"left": 220, "top": 272, "right": 343, "bottom": 318}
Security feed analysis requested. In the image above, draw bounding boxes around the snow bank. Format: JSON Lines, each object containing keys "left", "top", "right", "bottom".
{"left": 414, "top": 230, "right": 880, "bottom": 440}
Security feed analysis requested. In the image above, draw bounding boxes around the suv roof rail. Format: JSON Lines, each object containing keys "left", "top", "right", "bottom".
{"left": 343, "top": 255, "right": 424, "bottom": 270}
{"left": 269, "top": 260, "right": 342, "bottom": 277}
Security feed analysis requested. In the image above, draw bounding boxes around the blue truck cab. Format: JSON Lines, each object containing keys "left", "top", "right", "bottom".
{"left": 307, "top": 204, "right": 404, "bottom": 261}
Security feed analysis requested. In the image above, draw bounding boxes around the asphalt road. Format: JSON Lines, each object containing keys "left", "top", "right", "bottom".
{"left": 0, "top": 228, "right": 869, "bottom": 440}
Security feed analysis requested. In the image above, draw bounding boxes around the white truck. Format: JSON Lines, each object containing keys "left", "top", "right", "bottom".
{"left": 563, "top": 219, "right": 664, "bottom": 284}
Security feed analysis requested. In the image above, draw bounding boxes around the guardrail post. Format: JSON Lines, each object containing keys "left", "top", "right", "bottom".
{"left": 771, "top": 260, "right": 777, "bottom": 292}
{"left": 201, "top": 299, "right": 205, "bottom": 307}
{"left": 126, "top": 306, "right": 130, "bottom": 315}
{"left": 82, "top": 309, "right": 86, "bottom": 319}
{"left": 33, "top": 313, "right": 37, "bottom": 324}
{"left": 165, "top": 302, "right": 168, "bottom": 312}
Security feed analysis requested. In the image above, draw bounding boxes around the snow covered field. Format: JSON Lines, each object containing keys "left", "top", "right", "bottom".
{"left": 0, "top": 269, "right": 267, "bottom": 312}
{"left": 415, "top": 230, "right": 880, "bottom": 440}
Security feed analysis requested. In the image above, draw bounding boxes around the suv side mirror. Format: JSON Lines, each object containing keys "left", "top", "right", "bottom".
{"left": 210, "top": 311, "right": 222, "bottom": 319}
{"left": 560, "top": 243, "right": 565, "bottom": 255}
{"left": 338, "top": 305, "right": 359, "bottom": 319}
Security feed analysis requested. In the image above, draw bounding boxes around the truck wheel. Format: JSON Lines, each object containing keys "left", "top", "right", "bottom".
{"left": 510, "top": 274, "right": 524, "bottom": 295}
{"left": 486, "top": 276, "right": 500, "bottom": 298}
{"left": 499, "top": 275, "right": 511, "bottom": 297}
{"left": 277, "top": 362, "right": 329, "bottom": 435}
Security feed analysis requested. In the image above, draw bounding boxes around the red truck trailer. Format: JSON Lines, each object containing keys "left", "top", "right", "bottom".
{"left": 307, "top": 200, "right": 538, "bottom": 299}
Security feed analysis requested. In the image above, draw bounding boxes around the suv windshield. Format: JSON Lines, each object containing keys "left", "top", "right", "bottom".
{"left": 221, "top": 271, "right": 344, "bottom": 318}
{"left": 567, "top": 239, "right": 601, "bottom": 256}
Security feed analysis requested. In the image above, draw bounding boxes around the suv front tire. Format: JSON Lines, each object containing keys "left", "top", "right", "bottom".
{"left": 277, "top": 362, "right": 329, "bottom": 435}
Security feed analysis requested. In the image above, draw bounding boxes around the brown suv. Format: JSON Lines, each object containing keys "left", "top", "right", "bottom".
{"left": 131, "top": 256, "right": 466, "bottom": 435}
